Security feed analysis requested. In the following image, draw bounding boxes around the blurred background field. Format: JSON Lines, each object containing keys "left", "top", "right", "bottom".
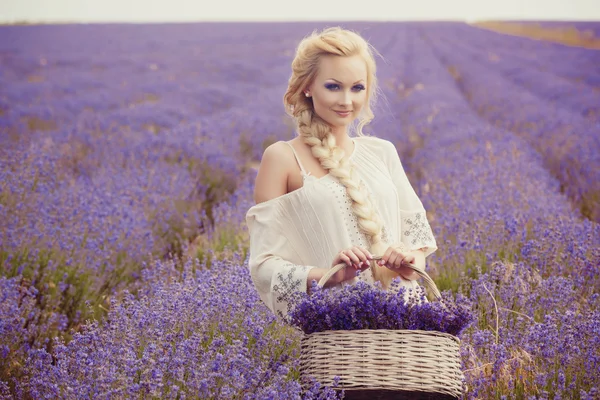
{"left": 0, "top": 19, "right": 599, "bottom": 399}
{"left": 474, "top": 21, "right": 600, "bottom": 49}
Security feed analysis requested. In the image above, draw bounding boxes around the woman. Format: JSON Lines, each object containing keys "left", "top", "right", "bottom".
{"left": 245, "top": 27, "right": 438, "bottom": 321}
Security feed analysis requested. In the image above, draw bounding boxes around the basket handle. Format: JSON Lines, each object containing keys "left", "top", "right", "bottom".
{"left": 317, "top": 255, "right": 442, "bottom": 299}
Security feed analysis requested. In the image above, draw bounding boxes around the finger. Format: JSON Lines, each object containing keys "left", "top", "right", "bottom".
{"left": 400, "top": 254, "right": 412, "bottom": 269}
{"left": 341, "top": 251, "right": 359, "bottom": 269}
{"left": 403, "top": 254, "right": 415, "bottom": 266}
{"left": 359, "top": 261, "right": 371, "bottom": 271}
{"left": 377, "top": 247, "right": 388, "bottom": 266}
{"left": 351, "top": 247, "right": 369, "bottom": 264}
{"left": 346, "top": 250, "right": 361, "bottom": 266}
{"left": 358, "top": 246, "right": 374, "bottom": 260}
{"left": 339, "top": 253, "right": 354, "bottom": 268}
{"left": 388, "top": 253, "right": 400, "bottom": 270}
{"left": 379, "top": 246, "right": 393, "bottom": 266}
{"left": 395, "top": 249, "right": 411, "bottom": 267}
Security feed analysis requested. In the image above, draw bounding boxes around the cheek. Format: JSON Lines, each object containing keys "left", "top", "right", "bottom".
{"left": 355, "top": 94, "right": 367, "bottom": 108}
{"left": 315, "top": 92, "right": 336, "bottom": 108}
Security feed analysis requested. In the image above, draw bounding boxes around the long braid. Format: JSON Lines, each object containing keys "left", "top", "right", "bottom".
{"left": 297, "top": 109, "right": 400, "bottom": 288}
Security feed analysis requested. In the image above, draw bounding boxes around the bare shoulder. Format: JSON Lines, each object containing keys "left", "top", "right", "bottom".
{"left": 253, "top": 141, "right": 294, "bottom": 204}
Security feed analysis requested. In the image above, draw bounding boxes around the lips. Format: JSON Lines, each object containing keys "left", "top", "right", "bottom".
{"left": 334, "top": 110, "right": 352, "bottom": 117}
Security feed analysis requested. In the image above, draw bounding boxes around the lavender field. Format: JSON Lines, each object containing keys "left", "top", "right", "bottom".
{"left": 1, "top": 21, "right": 599, "bottom": 399}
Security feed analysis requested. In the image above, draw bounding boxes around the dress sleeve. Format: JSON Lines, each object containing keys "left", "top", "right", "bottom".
{"left": 383, "top": 140, "right": 438, "bottom": 258}
{"left": 245, "top": 202, "right": 318, "bottom": 322}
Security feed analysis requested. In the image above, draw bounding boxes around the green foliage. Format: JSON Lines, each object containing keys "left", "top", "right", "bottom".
{"left": 580, "top": 188, "right": 600, "bottom": 221}
{"left": 188, "top": 224, "right": 249, "bottom": 270}
{"left": 0, "top": 237, "right": 150, "bottom": 351}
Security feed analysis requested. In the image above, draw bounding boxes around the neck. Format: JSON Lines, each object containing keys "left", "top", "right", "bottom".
{"left": 330, "top": 126, "right": 351, "bottom": 147}
{"left": 329, "top": 128, "right": 355, "bottom": 160}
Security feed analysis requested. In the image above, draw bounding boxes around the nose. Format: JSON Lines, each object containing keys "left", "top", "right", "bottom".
{"left": 339, "top": 90, "right": 352, "bottom": 108}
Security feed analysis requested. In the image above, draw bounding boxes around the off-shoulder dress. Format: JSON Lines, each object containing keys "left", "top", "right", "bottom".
{"left": 245, "top": 136, "right": 438, "bottom": 321}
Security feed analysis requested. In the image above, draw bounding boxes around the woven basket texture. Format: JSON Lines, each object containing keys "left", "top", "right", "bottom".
{"left": 299, "top": 258, "right": 465, "bottom": 398}
{"left": 300, "top": 329, "right": 464, "bottom": 398}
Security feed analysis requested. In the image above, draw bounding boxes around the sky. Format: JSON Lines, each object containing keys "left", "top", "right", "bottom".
{"left": 1, "top": 0, "right": 599, "bottom": 23}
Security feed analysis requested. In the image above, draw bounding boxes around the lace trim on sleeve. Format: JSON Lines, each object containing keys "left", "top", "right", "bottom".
{"left": 272, "top": 263, "right": 314, "bottom": 320}
{"left": 401, "top": 210, "right": 435, "bottom": 250}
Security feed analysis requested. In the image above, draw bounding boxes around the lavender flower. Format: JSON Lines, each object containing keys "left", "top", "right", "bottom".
{"left": 288, "top": 279, "right": 474, "bottom": 336}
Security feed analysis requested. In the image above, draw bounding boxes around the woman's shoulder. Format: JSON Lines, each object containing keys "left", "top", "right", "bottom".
{"left": 245, "top": 196, "right": 287, "bottom": 235}
{"left": 354, "top": 135, "right": 397, "bottom": 158}
{"left": 355, "top": 134, "right": 394, "bottom": 147}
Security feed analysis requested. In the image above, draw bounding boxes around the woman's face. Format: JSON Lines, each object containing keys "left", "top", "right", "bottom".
{"left": 307, "top": 54, "right": 368, "bottom": 134}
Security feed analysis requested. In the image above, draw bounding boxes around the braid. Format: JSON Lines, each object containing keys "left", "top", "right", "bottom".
{"left": 282, "top": 26, "right": 402, "bottom": 288}
{"left": 297, "top": 109, "right": 400, "bottom": 288}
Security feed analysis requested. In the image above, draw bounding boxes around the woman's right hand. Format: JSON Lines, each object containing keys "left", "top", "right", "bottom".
{"left": 329, "top": 246, "right": 373, "bottom": 284}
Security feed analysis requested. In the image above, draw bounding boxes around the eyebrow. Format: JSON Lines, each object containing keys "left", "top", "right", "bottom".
{"left": 328, "top": 79, "right": 365, "bottom": 85}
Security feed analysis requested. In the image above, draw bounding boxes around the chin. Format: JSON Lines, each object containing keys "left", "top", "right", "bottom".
{"left": 326, "top": 118, "right": 351, "bottom": 128}
{"left": 327, "top": 123, "right": 349, "bottom": 133}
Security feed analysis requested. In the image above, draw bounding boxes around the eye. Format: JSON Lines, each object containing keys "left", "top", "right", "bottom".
{"left": 324, "top": 83, "right": 366, "bottom": 91}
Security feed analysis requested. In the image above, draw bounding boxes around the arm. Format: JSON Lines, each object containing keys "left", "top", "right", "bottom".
{"left": 247, "top": 142, "right": 327, "bottom": 320}
{"left": 253, "top": 142, "right": 289, "bottom": 204}
{"left": 255, "top": 142, "right": 339, "bottom": 292}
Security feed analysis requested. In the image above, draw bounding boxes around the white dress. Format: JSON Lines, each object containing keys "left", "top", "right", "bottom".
{"left": 245, "top": 135, "right": 438, "bottom": 321}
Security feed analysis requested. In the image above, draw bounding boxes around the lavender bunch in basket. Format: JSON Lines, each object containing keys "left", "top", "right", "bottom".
{"left": 288, "top": 279, "right": 474, "bottom": 336}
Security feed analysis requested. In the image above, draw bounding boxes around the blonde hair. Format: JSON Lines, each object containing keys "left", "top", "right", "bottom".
{"left": 283, "top": 26, "right": 399, "bottom": 288}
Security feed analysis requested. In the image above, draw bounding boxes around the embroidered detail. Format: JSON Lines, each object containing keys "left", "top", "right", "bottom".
{"left": 402, "top": 212, "right": 434, "bottom": 248}
{"left": 381, "top": 223, "right": 390, "bottom": 244}
{"left": 331, "top": 179, "right": 370, "bottom": 249}
{"left": 273, "top": 264, "right": 309, "bottom": 319}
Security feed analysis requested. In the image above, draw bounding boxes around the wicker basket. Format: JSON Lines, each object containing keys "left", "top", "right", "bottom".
{"left": 299, "top": 259, "right": 465, "bottom": 399}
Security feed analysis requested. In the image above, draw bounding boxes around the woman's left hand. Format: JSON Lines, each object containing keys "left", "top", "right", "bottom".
{"left": 377, "top": 246, "right": 414, "bottom": 269}
{"left": 377, "top": 245, "right": 418, "bottom": 280}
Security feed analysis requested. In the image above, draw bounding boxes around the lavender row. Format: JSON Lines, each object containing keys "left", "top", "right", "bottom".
{"left": 435, "top": 23, "right": 600, "bottom": 123}
{"left": 372, "top": 24, "right": 597, "bottom": 287}
{"left": 4, "top": 258, "right": 344, "bottom": 399}
{"left": 419, "top": 25, "right": 600, "bottom": 223}
{"left": 375, "top": 25, "right": 600, "bottom": 397}
{"left": 464, "top": 23, "right": 600, "bottom": 87}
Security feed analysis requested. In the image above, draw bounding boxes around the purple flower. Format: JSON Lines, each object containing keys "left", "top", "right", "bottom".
{"left": 288, "top": 280, "right": 474, "bottom": 336}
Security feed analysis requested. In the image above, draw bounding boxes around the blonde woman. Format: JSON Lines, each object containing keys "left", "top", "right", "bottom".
{"left": 245, "top": 27, "right": 437, "bottom": 321}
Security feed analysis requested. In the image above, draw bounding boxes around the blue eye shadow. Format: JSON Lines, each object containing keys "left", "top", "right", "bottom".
{"left": 324, "top": 83, "right": 366, "bottom": 91}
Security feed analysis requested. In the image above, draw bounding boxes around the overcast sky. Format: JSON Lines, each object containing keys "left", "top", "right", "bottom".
{"left": 1, "top": 0, "right": 599, "bottom": 23}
